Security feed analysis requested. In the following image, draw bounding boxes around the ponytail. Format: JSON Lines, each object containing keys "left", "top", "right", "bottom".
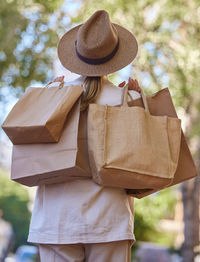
{"left": 80, "top": 76, "right": 102, "bottom": 111}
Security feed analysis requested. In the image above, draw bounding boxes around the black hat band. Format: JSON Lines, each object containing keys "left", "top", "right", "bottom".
{"left": 74, "top": 38, "right": 119, "bottom": 65}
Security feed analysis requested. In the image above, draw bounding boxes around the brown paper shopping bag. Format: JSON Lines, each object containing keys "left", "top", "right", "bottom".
{"left": 126, "top": 87, "right": 198, "bottom": 198}
{"left": 11, "top": 99, "right": 91, "bottom": 187}
{"left": 2, "top": 80, "right": 84, "bottom": 144}
{"left": 87, "top": 84, "right": 182, "bottom": 192}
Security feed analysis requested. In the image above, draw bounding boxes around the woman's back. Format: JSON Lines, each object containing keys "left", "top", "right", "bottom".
{"left": 27, "top": 76, "right": 139, "bottom": 246}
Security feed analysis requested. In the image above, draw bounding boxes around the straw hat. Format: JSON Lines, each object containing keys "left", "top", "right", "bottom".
{"left": 57, "top": 10, "right": 138, "bottom": 76}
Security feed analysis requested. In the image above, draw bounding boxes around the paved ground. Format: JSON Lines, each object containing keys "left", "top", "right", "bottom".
{"left": 133, "top": 242, "right": 182, "bottom": 262}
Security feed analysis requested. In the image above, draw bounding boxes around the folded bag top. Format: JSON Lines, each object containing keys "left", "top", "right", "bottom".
{"left": 1, "top": 79, "right": 84, "bottom": 144}
{"left": 87, "top": 84, "right": 182, "bottom": 192}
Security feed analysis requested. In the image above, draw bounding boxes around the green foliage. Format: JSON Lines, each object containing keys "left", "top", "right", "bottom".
{"left": 134, "top": 186, "right": 178, "bottom": 246}
{"left": 0, "top": 0, "right": 65, "bottom": 93}
{"left": 35, "top": 0, "right": 64, "bottom": 12}
{"left": 0, "top": 168, "right": 31, "bottom": 250}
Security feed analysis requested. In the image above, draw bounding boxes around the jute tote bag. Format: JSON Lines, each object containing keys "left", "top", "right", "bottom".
{"left": 125, "top": 87, "right": 198, "bottom": 198}
{"left": 2, "top": 80, "right": 84, "bottom": 144}
{"left": 87, "top": 84, "right": 182, "bottom": 191}
{"left": 11, "top": 99, "right": 92, "bottom": 187}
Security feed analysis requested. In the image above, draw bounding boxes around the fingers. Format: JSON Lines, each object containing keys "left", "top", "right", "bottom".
{"left": 134, "top": 79, "right": 141, "bottom": 93}
{"left": 128, "top": 77, "right": 134, "bottom": 90}
{"left": 118, "top": 78, "right": 141, "bottom": 93}
{"left": 128, "top": 77, "right": 141, "bottom": 93}
{"left": 53, "top": 76, "right": 65, "bottom": 82}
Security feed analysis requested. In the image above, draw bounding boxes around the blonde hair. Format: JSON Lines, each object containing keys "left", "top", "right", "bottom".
{"left": 80, "top": 76, "right": 103, "bottom": 111}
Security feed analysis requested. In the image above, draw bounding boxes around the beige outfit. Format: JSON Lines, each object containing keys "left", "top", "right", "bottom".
{"left": 27, "top": 76, "right": 141, "bottom": 250}
{"left": 39, "top": 240, "right": 131, "bottom": 262}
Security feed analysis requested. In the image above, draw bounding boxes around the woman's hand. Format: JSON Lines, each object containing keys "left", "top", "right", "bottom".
{"left": 118, "top": 77, "right": 141, "bottom": 93}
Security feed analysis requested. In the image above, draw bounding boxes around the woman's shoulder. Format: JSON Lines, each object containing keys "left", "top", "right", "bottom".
{"left": 94, "top": 80, "right": 141, "bottom": 106}
{"left": 64, "top": 76, "right": 85, "bottom": 86}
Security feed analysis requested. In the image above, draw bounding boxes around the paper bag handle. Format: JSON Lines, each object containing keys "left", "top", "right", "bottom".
{"left": 44, "top": 76, "right": 65, "bottom": 89}
{"left": 121, "top": 83, "right": 150, "bottom": 113}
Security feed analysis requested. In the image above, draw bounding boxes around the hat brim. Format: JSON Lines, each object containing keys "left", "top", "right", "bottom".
{"left": 57, "top": 23, "right": 138, "bottom": 76}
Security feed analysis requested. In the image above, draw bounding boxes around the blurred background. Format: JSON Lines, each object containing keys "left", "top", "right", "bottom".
{"left": 0, "top": 0, "right": 199, "bottom": 261}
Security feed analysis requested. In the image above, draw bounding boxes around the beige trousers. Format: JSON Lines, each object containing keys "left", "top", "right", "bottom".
{"left": 38, "top": 240, "right": 132, "bottom": 262}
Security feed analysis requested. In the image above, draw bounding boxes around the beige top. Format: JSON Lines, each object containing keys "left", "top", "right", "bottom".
{"left": 27, "top": 75, "right": 141, "bottom": 246}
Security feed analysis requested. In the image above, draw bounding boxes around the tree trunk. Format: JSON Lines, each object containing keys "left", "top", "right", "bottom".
{"left": 181, "top": 145, "right": 200, "bottom": 262}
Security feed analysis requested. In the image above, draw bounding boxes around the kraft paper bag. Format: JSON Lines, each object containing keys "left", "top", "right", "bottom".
{"left": 87, "top": 84, "right": 182, "bottom": 192}
{"left": 2, "top": 81, "right": 84, "bottom": 144}
{"left": 11, "top": 99, "right": 92, "bottom": 187}
{"left": 125, "top": 87, "right": 198, "bottom": 198}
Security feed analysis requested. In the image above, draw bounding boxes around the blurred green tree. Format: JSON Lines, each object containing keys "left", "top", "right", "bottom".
{"left": 0, "top": 168, "right": 31, "bottom": 250}
{"left": 132, "top": 187, "right": 178, "bottom": 258}
{"left": 0, "top": 0, "right": 65, "bottom": 95}
{"left": 134, "top": 187, "right": 177, "bottom": 246}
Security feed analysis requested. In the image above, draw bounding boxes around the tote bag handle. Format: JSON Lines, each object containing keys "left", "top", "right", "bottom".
{"left": 121, "top": 83, "right": 150, "bottom": 113}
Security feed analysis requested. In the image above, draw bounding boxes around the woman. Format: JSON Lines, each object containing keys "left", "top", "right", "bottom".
{"left": 28, "top": 10, "right": 141, "bottom": 262}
